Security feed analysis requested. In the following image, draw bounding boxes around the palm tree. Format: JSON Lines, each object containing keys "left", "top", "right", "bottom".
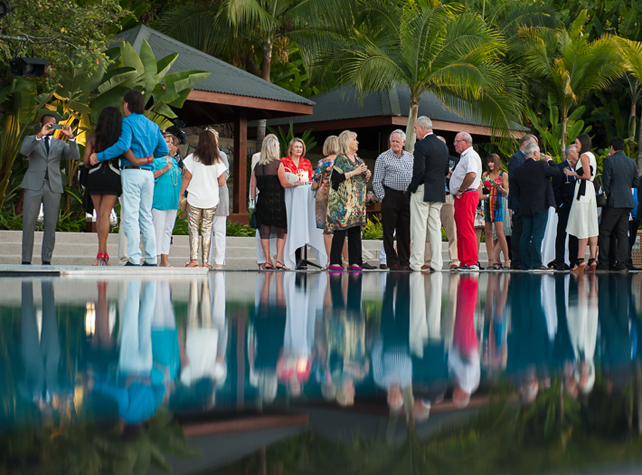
{"left": 312, "top": 0, "right": 523, "bottom": 151}
{"left": 157, "top": 0, "right": 348, "bottom": 144}
{"left": 515, "top": 21, "right": 623, "bottom": 154}
{"left": 616, "top": 37, "right": 642, "bottom": 170}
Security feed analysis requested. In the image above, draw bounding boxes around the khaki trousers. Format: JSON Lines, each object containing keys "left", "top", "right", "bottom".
{"left": 425, "top": 193, "right": 459, "bottom": 267}
{"left": 409, "top": 185, "right": 443, "bottom": 271}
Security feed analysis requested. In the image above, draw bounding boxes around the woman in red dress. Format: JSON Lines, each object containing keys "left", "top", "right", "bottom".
{"left": 281, "top": 138, "right": 313, "bottom": 182}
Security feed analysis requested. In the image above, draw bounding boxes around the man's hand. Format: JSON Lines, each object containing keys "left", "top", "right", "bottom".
{"left": 89, "top": 153, "right": 99, "bottom": 166}
{"left": 37, "top": 123, "right": 51, "bottom": 139}
{"left": 62, "top": 124, "right": 74, "bottom": 139}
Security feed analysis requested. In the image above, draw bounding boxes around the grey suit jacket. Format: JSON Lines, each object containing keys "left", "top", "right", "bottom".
{"left": 602, "top": 151, "right": 639, "bottom": 209}
{"left": 19, "top": 134, "right": 80, "bottom": 193}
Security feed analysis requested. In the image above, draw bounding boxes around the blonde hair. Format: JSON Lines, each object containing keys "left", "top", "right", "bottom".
{"left": 258, "top": 136, "right": 281, "bottom": 165}
{"left": 338, "top": 130, "right": 357, "bottom": 155}
{"left": 286, "top": 137, "right": 306, "bottom": 158}
{"left": 322, "top": 135, "right": 340, "bottom": 156}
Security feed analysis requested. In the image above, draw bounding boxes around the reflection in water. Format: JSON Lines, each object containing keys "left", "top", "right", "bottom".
{"left": 1, "top": 272, "right": 642, "bottom": 473}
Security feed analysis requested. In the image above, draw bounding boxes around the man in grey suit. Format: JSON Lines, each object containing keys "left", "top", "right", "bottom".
{"left": 19, "top": 115, "right": 79, "bottom": 265}
{"left": 597, "top": 137, "right": 639, "bottom": 271}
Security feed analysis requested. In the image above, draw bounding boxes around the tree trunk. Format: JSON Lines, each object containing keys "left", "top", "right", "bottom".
{"left": 405, "top": 99, "right": 420, "bottom": 153}
{"left": 629, "top": 100, "right": 636, "bottom": 157}
{"left": 638, "top": 108, "right": 642, "bottom": 174}
{"left": 560, "top": 113, "right": 567, "bottom": 158}
{"left": 255, "top": 41, "right": 273, "bottom": 148}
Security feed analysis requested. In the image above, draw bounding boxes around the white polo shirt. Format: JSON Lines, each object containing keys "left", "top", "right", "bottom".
{"left": 449, "top": 146, "right": 482, "bottom": 195}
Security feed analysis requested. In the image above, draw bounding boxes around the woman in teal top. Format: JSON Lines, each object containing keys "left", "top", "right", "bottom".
{"left": 152, "top": 133, "right": 183, "bottom": 267}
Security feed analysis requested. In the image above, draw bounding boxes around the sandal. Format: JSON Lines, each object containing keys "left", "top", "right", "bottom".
{"left": 492, "top": 262, "right": 503, "bottom": 270}
{"left": 102, "top": 253, "right": 110, "bottom": 266}
{"left": 503, "top": 261, "right": 511, "bottom": 269}
{"left": 275, "top": 261, "right": 290, "bottom": 271}
{"left": 202, "top": 263, "right": 212, "bottom": 270}
{"left": 93, "top": 252, "right": 104, "bottom": 267}
{"left": 571, "top": 258, "right": 585, "bottom": 272}
{"left": 185, "top": 259, "right": 199, "bottom": 267}
{"left": 585, "top": 258, "right": 597, "bottom": 272}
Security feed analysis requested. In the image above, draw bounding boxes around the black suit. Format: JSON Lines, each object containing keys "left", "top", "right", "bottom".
{"left": 507, "top": 149, "right": 526, "bottom": 268}
{"left": 551, "top": 160, "right": 578, "bottom": 267}
{"left": 408, "top": 134, "right": 449, "bottom": 202}
{"left": 512, "top": 158, "right": 560, "bottom": 269}
{"left": 598, "top": 151, "right": 639, "bottom": 269}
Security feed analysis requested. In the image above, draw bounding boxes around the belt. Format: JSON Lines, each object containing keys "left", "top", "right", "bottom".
{"left": 122, "top": 166, "right": 152, "bottom": 171}
{"left": 384, "top": 185, "right": 407, "bottom": 194}
{"left": 462, "top": 188, "right": 477, "bottom": 194}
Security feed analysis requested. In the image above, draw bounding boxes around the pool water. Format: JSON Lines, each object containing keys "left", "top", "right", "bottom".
{"left": 1, "top": 271, "right": 642, "bottom": 474}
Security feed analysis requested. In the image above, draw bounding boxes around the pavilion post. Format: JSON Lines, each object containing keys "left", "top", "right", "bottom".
{"left": 231, "top": 108, "right": 248, "bottom": 224}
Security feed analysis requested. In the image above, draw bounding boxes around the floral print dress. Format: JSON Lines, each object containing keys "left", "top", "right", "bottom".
{"left": 328, "top": 154, "right": 367, "bottom": 230}
{"left": 313, "top": 156, "right": 335, "bottom": 233}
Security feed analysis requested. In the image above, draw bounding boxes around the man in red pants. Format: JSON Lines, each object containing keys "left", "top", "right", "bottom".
{"left": 449, "top": 132, "right": 482, "bottom": 271}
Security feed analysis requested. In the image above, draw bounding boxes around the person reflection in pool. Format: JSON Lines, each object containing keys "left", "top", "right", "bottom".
{"left": 450, "top": 274, "right": 481, "bottom": 409}
{"left": 373, "top": 273, "right": 412, "bottom": 413}
{"left": 86, "top": 281, "right": 167, "bottom": 437}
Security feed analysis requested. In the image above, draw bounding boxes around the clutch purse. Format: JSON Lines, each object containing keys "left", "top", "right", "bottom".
{"left": 179, "top": 196, "right": 188, "bottom": 210}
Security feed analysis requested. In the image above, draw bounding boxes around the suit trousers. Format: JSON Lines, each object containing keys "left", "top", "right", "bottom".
{"left": 331, "top": 226, "right": 362, "bottom": 266}
{"left": 520, "top": 210, "right": 548, "bottom": 269}
{"left": 410, "top": 185, "right": 443, "bottom": 271}
{"left": 121, "top": 169, "right": 157, "bottom": 265}
{"left": 22, "top": 179, "right": 61, "bottom": 264}
{"left": 425, "top": 193, "right": 459, "bottom": 267}
{"left": 598, "top": 207, "right": 630, "bottom": 267}
{"left": 510, "top": 211, "right": 523, "bottom": 269}
{"left": 381, "top": 187, "right": 410, "bottom": 267}
{"left": 555, "top": 205, "right": 578, "bottom": 267}
{"left": 453, "top": 191, "right": 479, "bottom": 266}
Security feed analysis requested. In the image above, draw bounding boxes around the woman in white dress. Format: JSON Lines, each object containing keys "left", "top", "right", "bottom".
{"left": 564, "top": 134, "right": 598, "bottom": 271}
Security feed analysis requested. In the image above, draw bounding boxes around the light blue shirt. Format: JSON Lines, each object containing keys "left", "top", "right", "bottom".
{"left": 152, "top": 156, "right": 182, "bottom": 210}
{"left": 96, "top": 113, "right": 169, "bottom": 170}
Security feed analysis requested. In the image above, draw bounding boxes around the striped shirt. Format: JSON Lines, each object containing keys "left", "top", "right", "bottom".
{"left": 372, "top": 148, "right": 414, "bottom": 199}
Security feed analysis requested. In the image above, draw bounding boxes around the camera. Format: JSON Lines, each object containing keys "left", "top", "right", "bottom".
{"left": 10, "top": 57, "right": 50, "bottom": 78}
{"left": 50, "top": 124, "right": 63, "bottom": 130}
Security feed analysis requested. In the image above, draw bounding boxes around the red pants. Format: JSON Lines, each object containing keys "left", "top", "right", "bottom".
{"left": 454, "top": 275, "right": 479, "bottom": 354}
{"left": 454, "top": 191, "right": 480, "bottom": 266}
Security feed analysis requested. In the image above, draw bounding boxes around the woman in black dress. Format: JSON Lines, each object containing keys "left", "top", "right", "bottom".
{"left": 82, "top": 107, "right": 134, "bottom": 266}
{"left": 250, "top": 136, "right": 300, "bottom": 270}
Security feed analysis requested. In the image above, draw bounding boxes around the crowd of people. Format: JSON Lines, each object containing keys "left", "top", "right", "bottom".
{"left": 19, "top": 104, "right": 642, "bottom": 272}
{"left": 19, "top": 90, "right": 231, "bottom": 269}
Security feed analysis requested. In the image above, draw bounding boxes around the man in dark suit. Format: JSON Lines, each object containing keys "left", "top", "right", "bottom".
{"left": 597, "top": 137, "right": 639, "bottom": 271}
{"left": 408, "top": 116, "right": 449, "bottom": 272}
{"left": 511, "top": 142, "right": 560, "bottom": 270}
{"left": 551, "top": 144, "right": 580, "bottom": 270}
{"left": 19, "top": 114, "right": 80, "bottom": 265}
{"left": 508, "top": 134, "right": 538, "bottom": 269}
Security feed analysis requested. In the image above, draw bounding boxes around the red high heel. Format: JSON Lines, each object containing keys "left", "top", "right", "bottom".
{"left": 94, "top": 252, "right": 104, "bottom": 266}
{"left": 101, "top": 253, "right": 110, "bottom": 266}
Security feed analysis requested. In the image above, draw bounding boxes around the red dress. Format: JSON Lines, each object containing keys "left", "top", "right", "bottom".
{"left": 280, "top": 156, "right": 313, "bottom": 181}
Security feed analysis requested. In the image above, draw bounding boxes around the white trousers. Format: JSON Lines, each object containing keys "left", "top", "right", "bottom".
{"left": 152, "top": 208, "right": 178, "bottom": 256}
{"left": 208, "top": 215, "right": 227, "bottom": 266}
{"left": 409, "top": 185, "right": 443, "bottom": 271}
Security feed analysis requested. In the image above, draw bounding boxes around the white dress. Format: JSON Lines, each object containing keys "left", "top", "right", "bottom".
{"left": 566, "top": 152, "right": 599, "bottom": 239}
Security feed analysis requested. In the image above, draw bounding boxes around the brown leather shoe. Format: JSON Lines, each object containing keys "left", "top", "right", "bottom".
{"left": 421, "top": 264, "right": 431, "bottom": 270}
{"left": 379, "top": 264, "right": 388, "bottom": 270}
{"left": 450, "top": 264, "right": 458, "bottom": 270}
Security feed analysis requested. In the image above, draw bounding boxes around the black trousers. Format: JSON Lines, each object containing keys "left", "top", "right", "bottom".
{"left": 510, "top": 211, "right": 523, "bottom": 269}
{"left": 598, "top": 207, "right": 630, "bottom": 267}
{"left": 381, "top": 187, "right": 411, "bottom": 267}
{"left": 555, "top": 205, "right": 578, "bottom": 266}
{"left": 331, "top": 226, "right": 362, "bottom": 266}
{"left": 628, "top": 219, "right": 641, "bottom": 266}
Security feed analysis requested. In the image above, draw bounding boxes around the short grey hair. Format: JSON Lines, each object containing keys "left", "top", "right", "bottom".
{"left": 565, "top": 144, "right": 577, "bottom": 157}
{"left": 520, "top": 134, "right": 537, "bottom": 147}
{"left": 338, "top": 130, "right": 357, "bottom": 155}
{"left": 524, "top": 141, "right": 539, "bottom": 158}
{"left": 437, "top": 135, "right": 447, "bottom": 144}
{"left": 458, "top": 132, "right": 473, "bottom": 145}
{"left": 416, "top": 116, "right": 432, "bottom": 131}
{"left": 322, "top": 135, "right": 340, "bottom": 156}
{"left": 389, "top": 129, "right": 406, "bottom": 142}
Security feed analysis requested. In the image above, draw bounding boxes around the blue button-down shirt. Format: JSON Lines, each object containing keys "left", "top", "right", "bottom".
{"left": 96, "top": 113, "right": 168, "bottom": 170}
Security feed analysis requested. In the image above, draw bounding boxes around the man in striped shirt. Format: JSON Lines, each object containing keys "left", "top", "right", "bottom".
{"left": 372, "top": 130, "right": 414, "bottom": 270}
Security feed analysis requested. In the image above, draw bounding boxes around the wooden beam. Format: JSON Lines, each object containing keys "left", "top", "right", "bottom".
{"left": 188, "top": 90, "right": 314, "bottom": 116}
{"left": 233, "top": 108, "right": 248, "bottom": 214}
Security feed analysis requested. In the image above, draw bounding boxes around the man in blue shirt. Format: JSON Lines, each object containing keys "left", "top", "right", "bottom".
{"left": 90, "top": 90, "right": 168, "bottom": 266}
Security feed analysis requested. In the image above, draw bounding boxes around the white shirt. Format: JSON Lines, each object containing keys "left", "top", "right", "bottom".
{"left": 183, "top": 153, "right": 228, "bottom": 209}
{"left": 449, "top": 146, "right": 482, "bottom": 195}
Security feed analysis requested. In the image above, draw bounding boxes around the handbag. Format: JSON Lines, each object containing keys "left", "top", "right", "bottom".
{"left": 593, "top": 177, "right": 607, "bottom": 207}
{"left": 250, "top": 212, "right": 259, "bottom": 229}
